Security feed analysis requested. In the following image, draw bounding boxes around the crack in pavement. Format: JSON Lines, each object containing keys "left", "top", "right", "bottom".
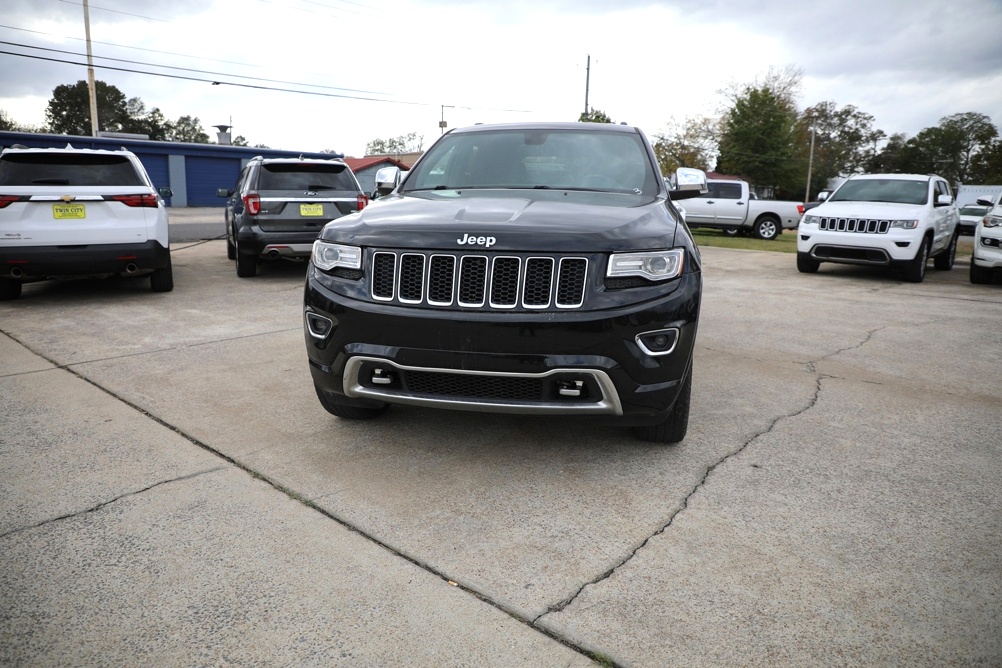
{"left": 0, "top": 468, "right": 223, "bottom": 540}
{"left": 532, "top": 327, "right": 885, "bottom": 627}
{"left": 1, "top": 332, "right": 616, "bottom": 666}
{"left": 0, "top": 327, "right": 299, "bottom": 379}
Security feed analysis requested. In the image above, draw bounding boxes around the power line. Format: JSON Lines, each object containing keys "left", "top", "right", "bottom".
{"left": 0, "top": 23, "right": 271, "bottom": 70}
{"left": 0, "top": 49, "right": 412, "bottom": 104}
{"left": 0, "top": 39, "right": 389, "bottom": 96}
{"left": 55, "top": 0, "right": 168, "bottom": 23}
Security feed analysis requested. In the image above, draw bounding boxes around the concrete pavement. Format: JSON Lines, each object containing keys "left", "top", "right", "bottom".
{"left": 1, "top": 240, "right": 1000, "bottom": 667}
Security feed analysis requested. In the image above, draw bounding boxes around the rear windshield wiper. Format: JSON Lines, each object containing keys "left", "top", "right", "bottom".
{"left": 31, "top": 178, "right": 70, "bottom": 185}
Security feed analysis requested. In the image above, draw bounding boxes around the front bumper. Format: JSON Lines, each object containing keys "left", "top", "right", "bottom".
{"left": 0, "top": 241, "right": 170, "bottom": 279}
{"left": 797, "top": 227, "right": 923, "bottom": 265}
{"left": 972, "top": 231, "right": 1002, "bottom": 269}
{"left": 304, "top": 267, "right": 701, "bottom": 425}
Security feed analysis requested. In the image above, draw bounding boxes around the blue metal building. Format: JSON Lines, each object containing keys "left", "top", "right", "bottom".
{"left": 0, "top": 131, "right": 343, "bottom": 207}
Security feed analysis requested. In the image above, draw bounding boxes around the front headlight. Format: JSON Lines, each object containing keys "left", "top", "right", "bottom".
{"left": 802, "top": 215, "right": 819, "bottom": 226}
{"left": 889, "top": 220, "right": 919, "bottom": 229}
{"left": 607, "top": 249, "right": 684, "bottom": 281}
{"left": 312, "top": 240, "right": 362, "bottom": 270}
{"left": 984, "top": 216, "right": 1002, "bottom": 228}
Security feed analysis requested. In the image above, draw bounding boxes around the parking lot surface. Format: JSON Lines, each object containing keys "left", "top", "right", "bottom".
{"left": 2, "top": 230, "right": 1000, "bottom": 667}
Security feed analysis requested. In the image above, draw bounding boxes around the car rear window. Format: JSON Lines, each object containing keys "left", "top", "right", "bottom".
{"left": 0, "top": 153, "right": 144, "bottom": 186}
{"left": 258, "top": 163, "right": 357, "bottom": 191}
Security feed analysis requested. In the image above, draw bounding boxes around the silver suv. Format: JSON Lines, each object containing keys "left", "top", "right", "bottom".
{"left": 217, "top": 156, "right": 366, "bottom": 277}
{"left": 0, "top": 145, "right": 174, "bottom": 300}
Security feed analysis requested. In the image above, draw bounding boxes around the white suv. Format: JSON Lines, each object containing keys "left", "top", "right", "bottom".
{"left": 0, "top": 145, "right": 174, "bottom": 300}
{"left": 797, "top": 173, "right": 960, "bottom": 283}
{"left": 970, "top": 193, "right": 1002, "bottom": 284}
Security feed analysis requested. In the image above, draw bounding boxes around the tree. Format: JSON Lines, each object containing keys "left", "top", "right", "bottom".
{"left": 970, "top": 139, "right": 1002, "bottom": 184}
{"left": 0, "top": 109, "right": 42, "bottom": 132}
{"left": 716, "top": 85, "right": 800, "bottom": 196}
{"left": 578, "top": 108, "right": 611, "bottom": 123}
{"left": 653, "top": 116, "right": 717, "bottom": 174}
{"left": 122, "top": 97, "right": 171, "bottom": 140}
{"left": 365, "top": 132, "right": 423, "bottom": 155}
{"left": 168, "top": 115, "right": 210, "bottom": 143}
{"left": 797, "top": 101, "right": 885, "bottom": 199}
{"left": 45, "top": 80, "right": 132, "bottom": 136}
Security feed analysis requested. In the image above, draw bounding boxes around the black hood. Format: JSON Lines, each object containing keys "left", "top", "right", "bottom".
{"left": 320, "top": 190, "right": 679, "bottom": 252}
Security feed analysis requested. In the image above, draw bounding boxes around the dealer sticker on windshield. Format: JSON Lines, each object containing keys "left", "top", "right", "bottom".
{"left": 53, "top": 203, "right": 86, "bottom": 219}
{"left": 300, "top": 203, "right": 323, "bottom": 217}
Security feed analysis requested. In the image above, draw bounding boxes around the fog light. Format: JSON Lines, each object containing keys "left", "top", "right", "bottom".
{"left": 372, "top": 368, "right": 394, "bottom": 385}
{"left": 636, "top": 328, "right": 679, "bottom": 356}
{"left": 557, "top": 380, "right": 585, "bottom": 397}
{"left": 306, "top": 312, "right": 334, "bottom": 339}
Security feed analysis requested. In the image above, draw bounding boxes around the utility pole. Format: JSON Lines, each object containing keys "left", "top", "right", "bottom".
{"left": 583, "top": 54, "right": 590, "bottom": 117}
{"left": 804, "top": 125, "right": 815, "bottom": 203}
{"left": 82, "top": 0, "right": 99, "bottom": 136}
{"left": 440, "top": 104, "right": 454, "bottom": 134}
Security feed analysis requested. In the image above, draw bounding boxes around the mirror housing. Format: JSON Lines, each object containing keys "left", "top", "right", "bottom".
{"left": 936, "top": 194, "right": 954, "bottom": 207}
{"left": 216, "top": 187, "right": 232, "bottom": 198}
{"left": 817, "top": 191, "right": 829, "bottom": 202}
{"left": 374, "top": 166, "right": 402, "bottom": 197}
{"left": 976, "top": 196, "right": 994, "bottom": 207}
{"left": 158, "top": 187, "right": 173, "bottom": 198}
{"left": 666, "top": 167, "right": 707, "bottom": 201}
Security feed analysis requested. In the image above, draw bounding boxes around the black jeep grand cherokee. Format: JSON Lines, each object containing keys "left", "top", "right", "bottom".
{"left": 303, "top": 122, "right": 705, "bottom": 443}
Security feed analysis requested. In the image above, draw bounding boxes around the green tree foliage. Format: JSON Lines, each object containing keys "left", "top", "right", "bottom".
{"left": 716, "top": 85, "right": 800, "bottom": 196}
{"left": 797, "top": 102, "right": 885, "bottom": 200}
{"left": 653, "top": 116, "right": 717, "bottom": 174}
{"left": 123, "top": 97, "right": 171, "bottom": 140}
{"left": 866, "top": 112, "right": 999, "bottom": 186}
{"left": 578, "top": 108, "right": 612, "bottom": 123}
{"left": 45, "top": 80, "right": 131, "bottom": 135}
{"left": 365, "top": 132, "right": 424, "bottom": 155}
{"left": 168, "top": 115, "right": 210, "bottom": 143}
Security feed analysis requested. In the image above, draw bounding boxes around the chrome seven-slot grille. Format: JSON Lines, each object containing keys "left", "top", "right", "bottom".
{"left": 818, "top": 217, "right": 891, "bottom": 234}
{"left": 371, "top": 251, "right": 588, "bottom": 310}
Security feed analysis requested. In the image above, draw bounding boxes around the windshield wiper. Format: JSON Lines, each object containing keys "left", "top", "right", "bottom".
{"left": 31, "top": 178, "right": 70, "bottom": 185}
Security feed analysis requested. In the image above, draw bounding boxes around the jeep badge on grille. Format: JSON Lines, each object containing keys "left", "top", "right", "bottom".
{"left": 457, "top": 234, "right": 496, "bottom": 248}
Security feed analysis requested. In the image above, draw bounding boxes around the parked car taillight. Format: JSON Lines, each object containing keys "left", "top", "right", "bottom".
{"left": 0, "top": 195, "right": 28, "bottom": 209}
{"left": 243, "top": 193, "right": 261, "bottom": 215}
{"left": 357, "top": 193, "right": 368, "bottom": 211}
{"left": 107, "top": 194, "right": 158, "bottom": 208}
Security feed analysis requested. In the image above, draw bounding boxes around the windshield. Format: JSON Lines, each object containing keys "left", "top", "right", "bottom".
{"left": 405, "top": 128, "right": 656, "bottom": 195}
{"left": 829, "top": 178, "right": 928, "bottom": 205}
{"left": 960, "top": 205, "right": 989, "bottom": 216}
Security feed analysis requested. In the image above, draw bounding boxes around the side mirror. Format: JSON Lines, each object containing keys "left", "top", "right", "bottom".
{"left": 976, "top": 197, "right": 994, "bottom": 207}
{"left": 216, "top": 188, "right": 232, "bottom": 198}
{"left": 374, "top": 166, "right": 401, "bottom": 196}
{"left": 936, "top": 194, "right": 953, "bottom": 207}
{"left": 666, "top": 167, "right": 707, "bottom": 201}
{"left": 817, "top": 191, "right": 829, "bottom": 202}
{"left": 158, "top": 187, "right": 173, "bottom": 198}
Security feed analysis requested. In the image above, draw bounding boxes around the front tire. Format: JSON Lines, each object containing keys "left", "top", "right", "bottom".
{"left": 970, "top": 260, "right": 993, "bottom": 284}
{"left": 753, "top": 216, "right": 780, "bottom": 240}
{"left": 903, "top": 237, "right": 929, "bottom": 283}
{"left": 632, "top": 369, "right": 691, "bottom": 444}
{"left": 315, "top": 386, "right": 388, "bottom": 420}
{"left": 0, "top": 277, "right": 22, "bottom": 301}
{"left": 797, "top": 252, "right": 820, "bottom": 273}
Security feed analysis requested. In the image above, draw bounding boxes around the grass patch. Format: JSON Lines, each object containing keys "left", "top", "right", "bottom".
{"left": 690, "top": 228, "right": 799, "bottom": 253}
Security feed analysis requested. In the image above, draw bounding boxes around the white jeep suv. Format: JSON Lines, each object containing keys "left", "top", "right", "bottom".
{"left": 0, "top": 145, "right": 174, "bottom": 300}
{"left": 797, "top": 173, "right": 960, "bottom": 283}
{"left": 970, "top": 193, "right": 1002, "bottom": 284}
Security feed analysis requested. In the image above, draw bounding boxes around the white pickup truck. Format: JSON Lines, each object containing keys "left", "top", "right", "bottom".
{"left": 680, "top": 178, "right": 804, "bottom": 240}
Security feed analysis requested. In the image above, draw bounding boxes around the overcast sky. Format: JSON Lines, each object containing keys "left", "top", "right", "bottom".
{"left": 2, "top": 0, "right": 1001, "bottom": 157}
